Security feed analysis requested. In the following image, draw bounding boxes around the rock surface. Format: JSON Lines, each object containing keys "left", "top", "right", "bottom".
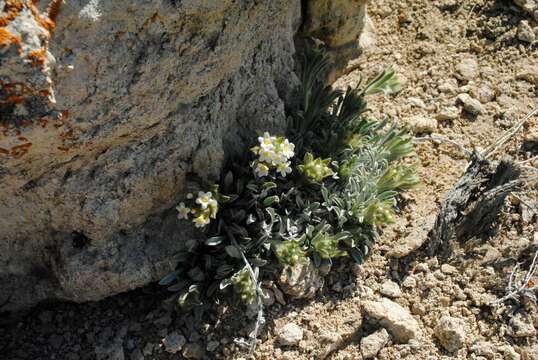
{"left": 278, "top": 259, "right": 324, "bottom": 299}
{"left": 360, "top": 328, "right": 390, "bottom": 359}
{"left": 455, "top": 58, "right": 479, "bottom": 82}
{"left": 380, "top": 280, "right": 401, "bottom": 298}
{"left": 514, "top": 0, "right": 538, "bottom": 21}
{"left": 163, "top": 332, "right": 186, "bottom": 354}
{"left": 362, "top": 298, "right": 421, "bottom": 343}
{"left": 434, "top": 316, "right": 467, "bottom": 352}
{"left": 303, "top": 0, "right": 373, "bottom": 80}
{"left": 407, "top": 115, "right": 437, "bottom": 134}
{"left": 0, "top": 0, "right": 374, "bottom": 312}
{"left": 457, "top": 93, "right": 483, "bottom": 115}
{"left": 277, "top": 323, "right": 304, "bottom": 346}
{"left": 509, "top": 313, "right": 537, "bottom": 338}
{"left": 387, "top": 214, "right": 436, "bottom": 258}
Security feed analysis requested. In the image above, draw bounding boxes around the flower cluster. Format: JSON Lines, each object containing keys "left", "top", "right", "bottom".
{"left": 298, "top": 152, "right": 334, "bottom": 182}
{"left": 274, "top": 240, "right": 307, "bottom": 267}
{"left": 231, "top": 268, "right": 256, "bottom": 304}
{"left": 176, "top": 191, "right": 219, "bottom": 228}
{"left": 251, "top": 132, "right": 295, "bottom": 178}
{"left": 363, "top": 199, "right": 394, "bottom": 226}
{"left": 377, "top": 165, "right": 420, "bottom": 193}
{"left": 312, "top": 233, "right": 347, "bottom": 259}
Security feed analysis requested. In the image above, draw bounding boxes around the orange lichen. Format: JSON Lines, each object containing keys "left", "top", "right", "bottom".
{"left": 20, "top": 119, "right": 33, "bottom": 127}
{"left": 0, "top": 0, "right": 24, "bottom": 27}
{"left": 0, "top": 28, "right": 21, "bottom": 47}
{"left": 28, "top": 0, "right": 63, "bottom": 32}
{"left": 47, "top": 0, "right": 64, "bottom": 26}
{"left": 10, "top": 142, "right": 32, "bottom": 158}
{"left": 60, "top": 128, "right": 74, "bottom": 139}
{"left": 38, "top": 118, "right": 48, "bottom": 128}
{"left": 28, "top": 48, "right": 47, "bottom": 67}
{"left": 1, "top": 1, "right": 68, "bottom": 136}
{"left": 4, "top": 95, "right": 25, "bottom": 104}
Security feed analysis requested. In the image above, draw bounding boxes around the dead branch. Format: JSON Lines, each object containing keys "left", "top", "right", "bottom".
{"left": 426, "top": 152, "right": 522, "bottom": 258}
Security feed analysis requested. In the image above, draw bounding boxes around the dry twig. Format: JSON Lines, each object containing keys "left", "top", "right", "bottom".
{"left": 413, "top": 134, "right": 472, "bottom": 156}
{"left": 492, "top": 250, "right": 538, "bottom": 305}
{"left": 482, "top": 108, "right": 538, "bottom": 160}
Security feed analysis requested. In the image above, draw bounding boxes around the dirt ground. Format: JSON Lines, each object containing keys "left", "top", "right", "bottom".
{"left": 1, "top": 0, "right": 537, "bottom": 359}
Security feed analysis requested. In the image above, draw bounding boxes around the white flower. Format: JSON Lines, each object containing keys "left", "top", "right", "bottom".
{"left": 176, "top": 202, "right": 191, "bottom": 220}
{"left": 208, "top": 198, "right": 219, "bottom": 218}
{"left": 258, "top": 149, "right": 276, "bottom": 163}
{"left": 186, "top": 193, "right": 194, "bottom": 199}
{"left": 193, "top": 215, "right": 210, "bottom": 228}
{"left": 196, "top": 191, "right": 212, "bottom": 209}
{"left": 276, "top": 161, "right": 292, "bottom": 177}
{"left": 270, "top": 152, "right": 287, "bottom": 166}
{"left": 254, "top": 162, "right": 269, "bottom": 177}
{"left": 281, "top": 139, "right": 295, "bottom": 159}
{"left": 258, "top": 132, "right": 276, "bottom": 150}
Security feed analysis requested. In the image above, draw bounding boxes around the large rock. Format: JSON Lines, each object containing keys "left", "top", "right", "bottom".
{"left": 0, "top": 0, "right": 326, "bottom": 313}
{"left": 302, "top": 0, "right": 374, "bottom": 80}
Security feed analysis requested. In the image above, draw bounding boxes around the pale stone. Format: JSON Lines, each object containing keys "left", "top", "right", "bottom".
{"left": 361, "top": 329, "right": 391, "bottom": 359}
{"left": 436, "top": 106, "right": 460, "bottom": 121}
{"left": 517, "top": 20, "right": 536, "bottom": 43}
{"left": 278, "top": 323, "right": 304, "bottom": 346}
{"left": 182, "top": 343, "right": 205, "bottom": 359}
{"left": 457, "top": 93, "right": 483, "bottom": 115}
{"left": 278, "top": 259, "right": 324, "bottom": 299}
{"left": 380, "top": 280, "right": 402, "bottom": 298}
{"left": 455, "top": 58, "right": 479, "bottom": 81}
{"left": 362, "top": 298, "right": 421, "bottom": 343}
{"left": 434, "top": 316, "right": 467, "bottom": 352}
{"left": 163, "top": 332, "right": 186, "bottom": 354}
{"left": 509, "top": 313, "right": 536, "bottom": 338}
{"left": 408, "top": 116, "right": 438, "bottom": 134}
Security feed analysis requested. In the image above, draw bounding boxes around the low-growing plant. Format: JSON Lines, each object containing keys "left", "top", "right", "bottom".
{"left": 160, "top": 44, "right": 418, "bottom": 351}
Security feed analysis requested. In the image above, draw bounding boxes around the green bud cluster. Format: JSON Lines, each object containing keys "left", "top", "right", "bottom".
{"left": 363, "top": 199, "right": 395, "bottom": 226}
{"left": 377, "top": 165, "right": 419, "bottom": 193}
{"left": 346, "top": 133, "right": 364, "bottom": 149}
{"left": 275, "top": 240, "right": 307, "bottom": 267}
{"left": 231, "top": 268, "right": 256, "bottom": 304}
{"left": 298, "top": 152, "right": 334, "bottom": 183}
{"left": 312, "top": 233, "right": 347, "bottom": 259}
{"left": 383, "top": 131, "right": 414, "bottom": 161}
